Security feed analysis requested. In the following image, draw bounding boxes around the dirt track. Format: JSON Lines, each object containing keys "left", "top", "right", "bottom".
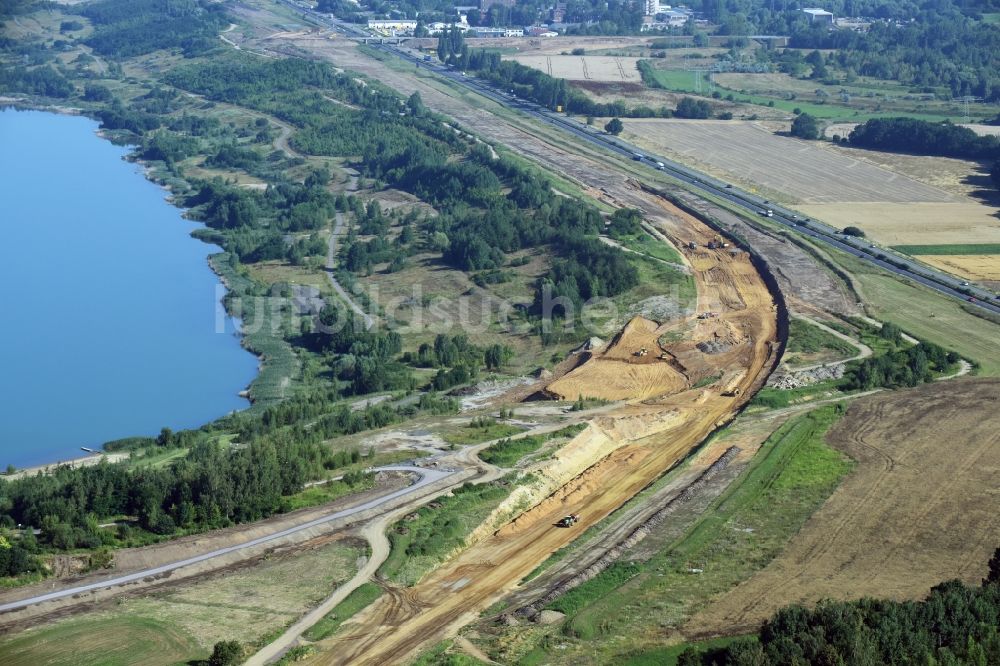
{"left": 688, "top": 378, "right": 1000, "bottom": 637}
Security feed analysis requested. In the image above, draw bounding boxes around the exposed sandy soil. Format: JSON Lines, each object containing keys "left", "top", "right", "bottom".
{"left": 621, "top": 119, "right": 956, "bottom": 205}
{"left": 687, "top": 378, "right": 1000, "bottom": 638}
{"left": 915, "top": 254, "right": 1000, "bottom": 281}
{"left": 668, "top": 191, "right": 860, "bottom": 316}
{"left": 308, "top": 198, "right": 781, "bottom": 665}
{"left": 796, "top": 202, "right": 1000, "bottom": 246}
{"left": 507, "top": 55, "right": 641, "bottom": 82}
{"left": 545, "top": 316, "right": 689, "bottom": 401}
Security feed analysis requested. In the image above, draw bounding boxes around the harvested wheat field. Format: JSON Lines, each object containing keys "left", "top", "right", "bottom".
{"left": 687, "top": 378, "right": 1000, "bottom": 638}
{"left": 507, "top": 55, "right": 641, "bottom": 82}
{"left": 621, "top": 119, "right": 955, "bottom": 205}
{"left": 796, "top": 202, "right": 1000, "bottom": 246}
{"left": 915, "top": 254, "right": 1000, "bottom": 281}
{"left": 305, "top": 199, "right": 781, "bottom": 666}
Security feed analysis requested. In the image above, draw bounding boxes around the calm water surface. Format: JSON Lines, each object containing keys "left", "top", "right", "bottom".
{"left": 0, "top": 108, "right": 257, "bottom": 468}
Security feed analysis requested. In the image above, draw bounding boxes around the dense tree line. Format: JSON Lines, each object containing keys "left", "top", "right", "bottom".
{"left": 842, "top": 340, "right": 957, "bottom": 390}
{"left": 681, "top": 548, "right": 1000, "bottom": 665}
{"left": 790, "top": 14, "right": 1000, "bottom": 101}
{"left": 0, "top": 438, "right": 351, "bottom": 546}
{"left": 848, "top": 118, "right": 1000, "bottom": 159}
{"left": 533, "top": 235, "right": 640, "bottom": 313}
{"left": 0, "top": 65, "right": 73, "bottom": 98}
{"left": 0, "top": 390, "right": 459, "bottom": 553}
{"left": 78, "top": 0, "right": 228, "bottom": 58}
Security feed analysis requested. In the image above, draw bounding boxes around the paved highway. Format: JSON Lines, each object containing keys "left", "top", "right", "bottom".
{"left": 282, "top": 2, "right": 1000, "bottom": 316}
{"left": 0, "top": 465, "right": 456, "bottom": 614}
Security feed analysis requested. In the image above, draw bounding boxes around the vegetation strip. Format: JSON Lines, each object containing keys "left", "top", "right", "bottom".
{"left": 517, "top": 446, "right": 741, "bottom": 618}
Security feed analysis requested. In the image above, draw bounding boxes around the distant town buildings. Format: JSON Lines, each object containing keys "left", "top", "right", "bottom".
{"left": 525, "top": 25, "right": 559, "bottom": 37}
{"left": 641, "top": 3, "right": 692, "bottom": 30}
{"left": 367, "top": 19, "right": 418, "bottom": 35}
{"left": 468, "top": 26, "right": 526, "bottom": 37}
{"left": 551, "top": 2, "right": 567, "bottom": 23}
{"left": 801, "top": 8, "right": 835, "bottom": 24}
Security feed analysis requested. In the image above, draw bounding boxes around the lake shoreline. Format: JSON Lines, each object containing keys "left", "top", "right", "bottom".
{"left": 1, "top": 107, "right": 264, "bottom": 470}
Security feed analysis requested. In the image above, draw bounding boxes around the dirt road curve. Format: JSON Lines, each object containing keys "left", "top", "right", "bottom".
{"left": 0, "top": 466, "right": 453, "bottom": 615}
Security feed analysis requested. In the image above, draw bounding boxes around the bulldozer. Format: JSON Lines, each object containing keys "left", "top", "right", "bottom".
{"left": 556, "top": 514, "right": 580, "bottom": 528}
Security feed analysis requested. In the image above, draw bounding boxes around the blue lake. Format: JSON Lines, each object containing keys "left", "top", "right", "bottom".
{"left": 0, "top": 108, "right": 258, "bottom": 468}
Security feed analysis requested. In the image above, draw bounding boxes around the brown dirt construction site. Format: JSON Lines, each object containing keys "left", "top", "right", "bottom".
{"left": 305, "top": 197, "right": 782, "bottom": 665}
{"left": 688, "top": 377, "right": 1000, "bottom": 638}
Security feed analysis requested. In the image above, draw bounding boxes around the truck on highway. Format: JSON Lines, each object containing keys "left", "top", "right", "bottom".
{"left": 656, "top": 161, "right": 665, "bottom": 170}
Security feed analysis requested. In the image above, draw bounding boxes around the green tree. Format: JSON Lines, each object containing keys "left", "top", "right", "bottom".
{"left": 791, "top": 112, "right": 820, "bottom": 140}
{"left": 484, "top": 344, "right": 513, "bottom": 370}
{"left": 991, "top": 161, "right": 1000, "bottom": 190}
{"left": 605, "top": 117, "right": 624, "bottom": 135}
{"left": 985, "top": 547, "right": 1000, "bottom": 585}
{"left": 842, "top": 226, "right": 866, "bottom": 237}
{"left": 208, "top": 641, "right": 243, "bottom": 666}
{"left": 406, "top": 91, "right": 425, "bottom": 116}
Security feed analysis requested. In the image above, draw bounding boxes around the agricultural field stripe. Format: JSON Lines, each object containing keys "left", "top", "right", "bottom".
{"left": 892, "top": 244, "right": 1000, "bottom": 256}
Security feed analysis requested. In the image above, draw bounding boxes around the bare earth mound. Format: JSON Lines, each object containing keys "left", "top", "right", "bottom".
{"left": 687, "top": 378, "right": 1000, "bottom": 638}
{"left": 545, "top": 317, "right": 689, "bottom": 401}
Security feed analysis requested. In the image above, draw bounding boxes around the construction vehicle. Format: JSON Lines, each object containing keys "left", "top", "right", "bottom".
{"left": 634, "top": 347, "right": 648, "bottom": 357}
{"left": 688, "top": 241, "right": 697, "bottom": 250}
{"left": 556, "top": 514, "right": 580, "bottom": 528}
{"left": 722, "top": 387, "right": 743, "bottom": 397}
{"left": 698, "top": 311, "right": 717, "bottom": 319}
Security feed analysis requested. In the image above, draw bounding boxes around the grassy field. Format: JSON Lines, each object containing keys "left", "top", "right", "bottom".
{"left": 479, "top": 405, "right": 852, "bottom": 664}
{"left": 479, "top": 425, "right": 588, "bottom": 468}
{"left": 616, "top": 230, "right": 685, "bottom": 264}
{"left": 441, "top": 422, "right": 525, "bottom": 447}
{"left": 820, "top": 244, "right": 1000, "bottom": 375}
{"left": 380, "top": 475, "right": 525, "bottom": 585}
{"left": 0, "top": 616, "right": 202, "bottom": 666}
{"left": 0, "top": 538, "right": 364, "bottom": 664}
{"left": 621, "top": 636, "right": 749, "bottom": 666}
{"left": 786, "top": 318, "right": 856, "bottom": 357}
{"left": 893, "top": 243, "right": 1000, "bottom": 255}
{"left": 303, "top": 582, "right": 383, "bottom": 641}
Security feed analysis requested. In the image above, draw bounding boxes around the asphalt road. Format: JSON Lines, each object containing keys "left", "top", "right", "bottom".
{"left": 284, "top": 3, "right": 1000, "bottom": 316}
{"left": 0, "top": 465, "right": 456, "bottom": 614}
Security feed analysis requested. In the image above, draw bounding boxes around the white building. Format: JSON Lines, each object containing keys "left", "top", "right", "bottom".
{"left": 367, "top": 19, "right": 419, "bottom": 35}
{"left": 469, "top": 27, "right": 524, "bottom": 37}
{"left": 801, "top": 8, "right": 834, "bottom": 23}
